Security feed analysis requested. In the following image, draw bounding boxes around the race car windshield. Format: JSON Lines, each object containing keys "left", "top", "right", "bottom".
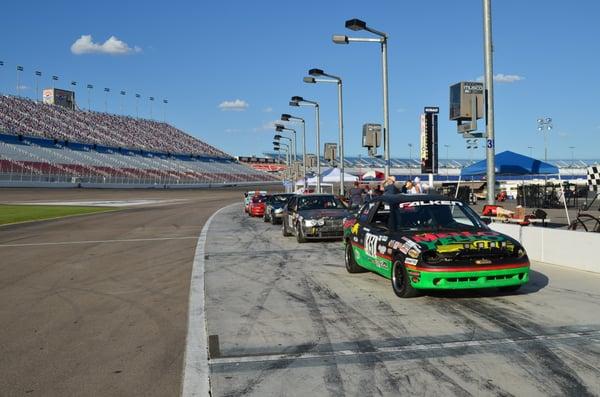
{"left": 393, "top": 201, "right": 484, "bottom": 231}
{"left": 271, "top": 195, "right": 292, "bottom": 203}
{"left": 298, "top": 196, "right": 345, "bottom": 210}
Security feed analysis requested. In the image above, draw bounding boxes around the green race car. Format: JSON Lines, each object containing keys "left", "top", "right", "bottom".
{"left": 343, "top": 194, "right": 530, "bottom": 298}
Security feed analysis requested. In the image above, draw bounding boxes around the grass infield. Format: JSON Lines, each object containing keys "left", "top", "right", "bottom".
{"left": 0, "top": 205, "right": 115, "bottom": 226}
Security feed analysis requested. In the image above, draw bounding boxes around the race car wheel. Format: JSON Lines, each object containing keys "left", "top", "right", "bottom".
{"left": 498, "top": 284, "right": 521, "bottom": 293}
{"left": 296, "top": 223, "right": 306, "bottom": 243}
{"left": 282, "top": 221, "right": 291, "bottom": 237}
{"left": 345, "top": 241, "right": 366, "bottom": 273}
{"left": 391, "top": 260, "right": 419, "bottom": 298}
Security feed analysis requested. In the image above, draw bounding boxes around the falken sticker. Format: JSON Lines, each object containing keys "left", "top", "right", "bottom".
{"left": 399, "top": 200, "right": 463, "bottom": 209}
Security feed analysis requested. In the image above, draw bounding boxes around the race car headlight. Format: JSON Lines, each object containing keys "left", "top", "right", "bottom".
{"left": 274, "top": 208, "right": 283, "bottom": 214}
{"left": 317, "top": 218, "right": 325, "bottom": 226}
{"left": 305, "top": 219, "right": 318, "bottom": 227}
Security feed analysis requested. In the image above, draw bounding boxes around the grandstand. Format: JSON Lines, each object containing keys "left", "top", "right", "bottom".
{"left": 0, "top": 95, "right": 278, "bottom": 186}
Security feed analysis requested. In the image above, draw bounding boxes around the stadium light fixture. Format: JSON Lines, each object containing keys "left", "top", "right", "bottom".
{"left": 289, "top": 96, "right": 321, "bottom": 192}
{"left": 303, "top": 77, "right": 316, "bottom": 84}
{"left": 274, "top": 134, "right": 282, "bottom": 140}
{"left": 333, "top": 18, "right": 390, "bottom": 178}
{"left": 34, "top": 71, "right": 42, "bottom": 102}
{"left": 274, "top": 124, "right": 297, "bottom": 163}
{"left": 280, "top": 113, "right": 307, "bottom": 183}
{"left": 86, "top": 84, "right": 93, "bottom": 111}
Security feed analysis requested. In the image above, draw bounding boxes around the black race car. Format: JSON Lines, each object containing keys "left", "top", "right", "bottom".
{"left": 282, "top": 194, "right": 350, "bottom": 243}
{"left": 343, "top": 194, "right": 530, "bottom": 297}
{"left": 263, "top": 193, "right": 296, "bottom": 224}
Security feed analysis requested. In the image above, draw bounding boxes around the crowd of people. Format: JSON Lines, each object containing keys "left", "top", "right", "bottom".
{"left": 0, "top": 95, "right": 229, "bottom": 158}
{"left": 347, "top": 176, "right": 428, "bottom": 209}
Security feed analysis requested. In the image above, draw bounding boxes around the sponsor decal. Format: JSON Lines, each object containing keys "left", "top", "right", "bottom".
{"left": 379, "top": 236, "right": 388, "bottom": 242}
{"left": 365, "top": 233, "right": 378, "bottom": 258}
{"left": 374, "top": 258, "right": 389, "bottom": 270}
{"left": 399, "top": 200, "right": 463, "bottom": 209}
{"left": 351, "top": 223, "right": 360, "bottom": 235}
{"left": 353, "top": 236, "right": 359, "bottom": 242}
{"left": 378, "top": 244, "right": 387, "bottom": 255}
{"left": 405, "top": 258, "right": 418, "bottom": 265}
{"left": 407, "top": 248, "right": 420, "bottom": 259}
{"left": 412, "top": 231, "right": 506, "bottom": 251}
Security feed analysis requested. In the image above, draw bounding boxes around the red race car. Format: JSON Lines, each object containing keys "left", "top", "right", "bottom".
{"left": 248, "top": 195, "right": 267, "bottom": 217}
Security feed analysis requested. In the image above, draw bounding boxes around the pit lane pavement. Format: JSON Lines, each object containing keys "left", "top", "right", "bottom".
{"left": 192, "top": 203, "right": 600, "bottom": 397}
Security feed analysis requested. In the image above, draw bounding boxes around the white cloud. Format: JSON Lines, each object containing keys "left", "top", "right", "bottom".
{"left": 263, "top": 107, "right": 273, "bottom": 113}
{"left": 218, "top": 99, "right": 249, "bottom": 111}
{"left": 476, "top": 73, "right": 525, "bottom": 83}
{"left": 71, "top": 35, "right": 141, "bottom": 55}
{"left": 252, "top": 120, "right": 281, "bottom": 132}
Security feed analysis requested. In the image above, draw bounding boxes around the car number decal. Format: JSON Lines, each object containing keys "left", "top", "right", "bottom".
{"left": 365, "top": 233, "right": 378, "bottom": 258}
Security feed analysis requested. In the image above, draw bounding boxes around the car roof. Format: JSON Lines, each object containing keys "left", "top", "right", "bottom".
{"left": 369, "top": 194, "right": 465, "bottom": 205}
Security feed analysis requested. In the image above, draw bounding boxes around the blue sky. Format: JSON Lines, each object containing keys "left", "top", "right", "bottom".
{"left": 1, "top": 0, "right": 599, "bottom": 159}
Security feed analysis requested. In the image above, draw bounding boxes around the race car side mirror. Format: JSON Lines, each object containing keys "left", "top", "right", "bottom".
{"left": 481, "top": 217, "right": 492, "bottom": 225}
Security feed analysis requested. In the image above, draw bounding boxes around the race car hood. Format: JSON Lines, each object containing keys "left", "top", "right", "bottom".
{"left": 387, "top": 229, "right": 523, "bottom": 258}
{"left": 298, "top": 208, "right": 349, "bottom": 220}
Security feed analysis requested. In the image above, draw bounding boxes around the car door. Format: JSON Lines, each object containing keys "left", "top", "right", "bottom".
{"left": 357, "top": 201, "right": 392, "bottom": 276}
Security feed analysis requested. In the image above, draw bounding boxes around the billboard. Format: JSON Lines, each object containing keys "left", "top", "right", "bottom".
{"left": 420, "top": 108, "right": 438, "bottom": 174}
{"left": 42, "top": 88, "right": 76, "bottom": 110}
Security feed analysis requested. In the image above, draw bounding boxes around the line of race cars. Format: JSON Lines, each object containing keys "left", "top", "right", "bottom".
{"left": 243, "top": 190, "right": 530, "bottom": 298}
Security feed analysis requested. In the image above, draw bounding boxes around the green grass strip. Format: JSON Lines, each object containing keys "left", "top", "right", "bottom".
{"left": 0, "top": 205, "right": 116, "bottom": 226}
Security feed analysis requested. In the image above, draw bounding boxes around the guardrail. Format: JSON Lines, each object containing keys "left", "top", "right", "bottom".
{"left": 0, "top": 180, "right": 281, "bottom": 189}
{"left": 490, "top": 223, "right": 599, "bottom": 273}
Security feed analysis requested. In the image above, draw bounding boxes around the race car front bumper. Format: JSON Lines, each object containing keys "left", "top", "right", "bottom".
{"left": 405, "top": 264, "right": 530, "bottom": 290}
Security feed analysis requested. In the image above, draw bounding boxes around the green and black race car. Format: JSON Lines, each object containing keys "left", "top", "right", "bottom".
{"left": 343, "top": 194, "right": 530, "bottom": 298}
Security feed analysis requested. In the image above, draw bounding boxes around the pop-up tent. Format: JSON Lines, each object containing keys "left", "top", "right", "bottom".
{"left": 459, "top": 151, "right": 568, "bottom": 223}
{"left": 461, "top": 150, "right": 558, "bottom": 176}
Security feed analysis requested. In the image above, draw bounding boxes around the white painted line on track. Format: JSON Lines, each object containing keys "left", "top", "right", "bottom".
{"left": 0, "top": 236, "right": 198, "bottom": 248}
{"left": 181, "top": 203, "right": 238, "bottom": 397}
{"left": 209, "top": 330, "right": 600, "bottom": 366}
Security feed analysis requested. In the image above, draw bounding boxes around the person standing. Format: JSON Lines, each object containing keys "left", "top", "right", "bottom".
{"left": 383, "top": 176, "right": 400, "bottom": 195}
{"left": 348, "top": 181, "right": 365, "bottom": 209}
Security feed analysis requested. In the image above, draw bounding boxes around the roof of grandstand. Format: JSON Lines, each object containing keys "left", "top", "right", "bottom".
{"left": 0, "top": 95, "right": 229, "bottom": 158}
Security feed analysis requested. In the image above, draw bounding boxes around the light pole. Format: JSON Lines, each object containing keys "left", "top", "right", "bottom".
{"left": 16, "top": 65, "right": 23, "bottom": 97}
{"left": 537, "top": 117, "right": 553, "bottom": 162}
{"left": 86, "top": 84, "right": 93, "bottom": 111}
{"left": 149, "top": 97, "right": 155, "bottom": 119}
{"left": 0, "top": 61, "right": 3, "bottom": 95}
{"left": 483, "top": 0, "right": 497, "bottom": 205}
{"left": 163, "top": 99, "right": 168, "bottom": 122}
{"left": 304, "top": 68, "right": 346, "bottom": 196}
{"left": 281, "top": 113, "right": 306, "bottom": 183}
{"left": 35, "top": 71, "right": 42, "bottom": 101}
{"left": 527, "top": 146, "right": 534, "bottom": 158}
{"left": 52, "top": 75, "right": 58, "bottom": 89}
{"left": 333, "top": 18, "right": 390, "bottom": 178}
{"left": 104, "top": 87, "right": 110, "bottom": 112}
{"left": 408, "top": 143, "right": 413, "bottom": 176}
{"left": 444, "top": 144, "right": 450, "bottom": 180}
{"left": 274, "top": 141, "right": 290, "bottom": 179}
{"left": 120, "top": 91, "right": 126, "bottom": 114}
{"left": 290, "top": 96, "right": 321, "bottom": 193}
{"left": 274, "top": 135, "right": 293, "bottom": 182}
{"left": 569, "top": 146, "right": 575, "bottom": 166}
{"left": 135, "top": 94, "right": 141, "bottom": 118}
{"left": 275, "top": 124, "right": 297, "bottom": 163}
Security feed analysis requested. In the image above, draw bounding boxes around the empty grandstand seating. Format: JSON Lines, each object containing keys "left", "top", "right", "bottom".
{"left": 0, "top": 95, "right": 279, "bottom": 185}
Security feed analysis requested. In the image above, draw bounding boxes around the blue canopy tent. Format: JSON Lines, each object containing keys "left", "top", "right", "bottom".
{"left": 459, "top": 151, "right": 569, "bottom": 223}
{"left": 461, "top": 150, "right": 558, "bottom": 176}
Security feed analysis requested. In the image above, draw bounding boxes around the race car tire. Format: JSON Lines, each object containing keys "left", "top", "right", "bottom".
{"left": 498, "top": 284, "right": 521, "bottom": 293}
{"left": 296, "top": 224, "right": 306, "bottom": 243}
{"left": 391, "top": 260, "right": 419, "bottom": 298}
{"left": 282, "top": 222, "right": 291, "bottom": 237}
{"left": 345, "top": 241, "right": 366, "bottom": 273}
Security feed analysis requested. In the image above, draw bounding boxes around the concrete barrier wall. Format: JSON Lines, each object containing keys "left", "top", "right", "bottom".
{"left": 0, "top": 181, "right": 281, "bottom": 189}
{"left": 490, "top": 223, "right": 600, "bottom": 273}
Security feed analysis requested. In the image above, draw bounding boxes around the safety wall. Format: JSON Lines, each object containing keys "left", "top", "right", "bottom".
{"left": 490, "top": 223, "right": 599, "bottom": 273}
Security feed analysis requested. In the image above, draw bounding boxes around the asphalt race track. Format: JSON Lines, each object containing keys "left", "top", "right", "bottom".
{"left": 1, "top": 189, "right": 600, "bottom": 396}
{"left": 205, "top": 204, "right": 600, "bottom": 397}
{"left": 0, "top": 188, "right": 257, "bottom": 396}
